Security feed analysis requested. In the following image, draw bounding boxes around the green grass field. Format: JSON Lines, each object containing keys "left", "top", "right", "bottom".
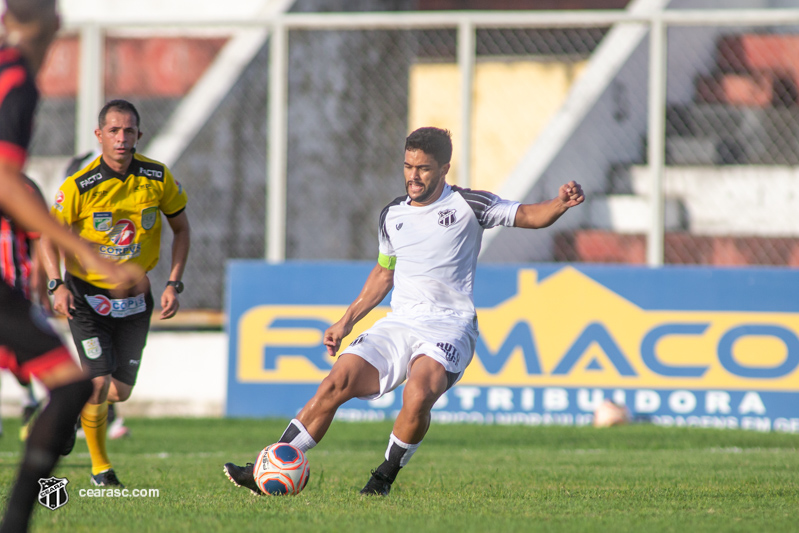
{"left": 0, "top": 417, "right": 797, "bottom": 532}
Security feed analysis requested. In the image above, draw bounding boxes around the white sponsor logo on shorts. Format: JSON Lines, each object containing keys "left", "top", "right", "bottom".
{"left": 85, "top": 294, "right": 146, "bottom": 318}
{"left": 109, "top": 294, "right": 147, "bottom": 318}
{"left": 82, "top": 337, "right": 102, "bottom": 360}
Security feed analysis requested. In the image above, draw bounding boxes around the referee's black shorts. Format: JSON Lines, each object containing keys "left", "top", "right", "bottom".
{"left": 66, "top": 273, "right": 153, "bottom": 386}
{"left": 0, "top": 280, "right": 74, "bottom": 382}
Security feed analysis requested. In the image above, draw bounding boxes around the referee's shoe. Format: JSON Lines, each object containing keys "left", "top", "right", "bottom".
{"left": 91, "top": 469, "right": 124, "bottom": 488}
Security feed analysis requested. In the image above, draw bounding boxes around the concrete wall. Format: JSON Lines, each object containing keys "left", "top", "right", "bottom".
{"left": 409, "top": 60, "right": 588, "bottom": 192}
{"left": 627, "top": 165, "right": 799, "bottom": 236}
{"left": 0, "top": 328, "right": 228, "bottom": 418}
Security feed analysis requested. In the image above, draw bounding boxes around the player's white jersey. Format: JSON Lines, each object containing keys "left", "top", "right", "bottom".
{"left": 378, "top": 183, "right": 520, "bottom": 320}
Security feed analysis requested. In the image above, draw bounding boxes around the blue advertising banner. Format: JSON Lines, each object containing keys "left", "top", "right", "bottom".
{"left": 226, "top": 261, "right": 799, "bottom": 432}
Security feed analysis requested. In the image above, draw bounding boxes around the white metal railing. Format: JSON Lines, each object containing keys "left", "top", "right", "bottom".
{"left": 63, "top": 9, "right": 799, "bottom": 29}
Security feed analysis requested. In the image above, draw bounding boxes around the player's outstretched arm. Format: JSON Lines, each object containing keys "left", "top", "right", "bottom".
{"left": 31, "top": 241, "right": 53, "bottom": 314}
{"left": 514, "top": 180, "right": 585, "bottom": 229}
{"left": 0, "top": 163, "right": 143, "bottom": 289}
{"left": 0, "top": 162, "right": 91, "bottom": 262}
{"left": 323, "top": 263, "right": 394, "bottom": 357}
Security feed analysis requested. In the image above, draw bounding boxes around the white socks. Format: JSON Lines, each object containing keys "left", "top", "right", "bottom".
{"left": 385, "top": 432, "right": 420, "bottom": 468}
{"left": 279, "top": 418, "right": 317, "bottom": 453}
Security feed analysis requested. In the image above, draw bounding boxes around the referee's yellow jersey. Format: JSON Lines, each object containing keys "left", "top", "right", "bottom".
{"left": 51, "top": 154, "right": 187, "bottom": 289}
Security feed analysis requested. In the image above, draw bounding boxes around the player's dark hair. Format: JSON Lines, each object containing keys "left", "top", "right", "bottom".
{"left": 405, "top": 127, "right": 453, "bottom": 166}
{"left": 98, "top": 99, "right": 141, "bottom": 129}
{"left": 4, "top": 0, "right": 55, "bottom": 23}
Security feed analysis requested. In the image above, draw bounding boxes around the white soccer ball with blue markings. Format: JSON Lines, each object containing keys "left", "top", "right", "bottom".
{"left": 253, "top": 443, "right": 310, "bottom": 496}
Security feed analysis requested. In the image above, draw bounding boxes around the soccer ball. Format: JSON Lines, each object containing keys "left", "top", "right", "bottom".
{"left": 593, "top": 399, "right": 631, "bottom": 428}
{"left": 253, "top": 443, "right": 310, "bottom": 496}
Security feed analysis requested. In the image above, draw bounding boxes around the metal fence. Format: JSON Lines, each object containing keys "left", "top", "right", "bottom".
{"left": 29, "top": 7, "right": 799, "bottom": 310}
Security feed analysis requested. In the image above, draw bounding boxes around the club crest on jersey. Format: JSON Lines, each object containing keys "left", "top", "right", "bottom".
{"left": 38, "top": 476, "right": 69, "bottom": 511}
{"left": 93, "top": 211, "right": 113, "bottom": 232}
{"left": 86, "top": 295, "right": 112, "bottom": 316}
{"left": 108, "top": 219, "right": 136, "bottom": 246}
{"left": 141, "top": 206, "right": 158, "bottom": 230}
{"left": 438, "top": 209, "right": 457, "bottom": 227}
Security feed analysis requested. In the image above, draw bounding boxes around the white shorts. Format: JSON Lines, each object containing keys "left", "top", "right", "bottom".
{"left": 343, "top": 313, "right": 478, "bottom": 400}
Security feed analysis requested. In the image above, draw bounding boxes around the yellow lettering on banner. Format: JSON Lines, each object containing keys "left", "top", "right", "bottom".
{"left": 462, "top": 268, "right": 799, "bottom": 391}
{"left": 237, "top": 305, "right": 387, "bottom": 383}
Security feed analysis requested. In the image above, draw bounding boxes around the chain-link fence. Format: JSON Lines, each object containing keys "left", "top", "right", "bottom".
{"left": 551, "top": 20, "right": 799, "bottom": 267}
{"left": 27, "top": 7, "right": 799, "bottom": 310}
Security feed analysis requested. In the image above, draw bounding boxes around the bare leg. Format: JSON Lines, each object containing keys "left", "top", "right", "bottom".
{"left": 85, "top": 375, "right": 111, "bottom": 404}
{"left": 296, "top": 353, "right": 380, "bottom": 442}
{"left": 360, "top": 355, "right": 449, "bottom": 496}
{"left": 1, "top": 360, "right": 92, "bottom": 533}
{"left": 224, "top": 353, "right": 380, "bottom": 495}
{"left": 107, "top": 378, "right": 132, "bottom": 403}
{"left": 392, "top": 355, "right": 448, "bottom": 444}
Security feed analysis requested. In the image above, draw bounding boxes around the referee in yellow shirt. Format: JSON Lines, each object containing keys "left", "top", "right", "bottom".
{"left": 42, "top": 99, "right": 191, "bottom": 487}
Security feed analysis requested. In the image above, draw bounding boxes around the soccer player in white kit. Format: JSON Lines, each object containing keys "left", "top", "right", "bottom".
{"left": 224, "top": 127, "right": 585, "bottom": 496}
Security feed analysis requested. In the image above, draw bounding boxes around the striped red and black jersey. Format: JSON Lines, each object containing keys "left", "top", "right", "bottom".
{"left": 0, "top": 45, "right": 40, "bottom": 292}
{"left": 0, "top": 177, "right": 43, "bottom": 298}
{"left": 0, "top": 46, "right": 37, "bottom": 170}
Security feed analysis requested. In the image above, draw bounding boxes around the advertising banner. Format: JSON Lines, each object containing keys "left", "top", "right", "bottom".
{"left": 226, "top": 261, "right": 799, "bottom": 432}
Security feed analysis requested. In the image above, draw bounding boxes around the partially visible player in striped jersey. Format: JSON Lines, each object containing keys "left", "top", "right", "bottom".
{"left": 0, "top": 175, "right": 50, "bottom": 441}
{"left": 224, "top": 126, "right": 584, "bottom": 496}
{"left": 0, "top": 1, "right": 141, "bottom": 531}
{"left": 0, "top": 176, "right": 48, "bottom": 307}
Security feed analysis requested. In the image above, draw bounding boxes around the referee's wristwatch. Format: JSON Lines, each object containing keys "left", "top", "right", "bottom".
{"left": 166, "top": 280, "right": 184, "bottom": 294}
{"left": 47, "top": 278, "right": 64, "bottom": 295}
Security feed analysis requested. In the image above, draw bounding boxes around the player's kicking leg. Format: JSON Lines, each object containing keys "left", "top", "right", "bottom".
{"left": 360, "top": 355, "right": 450, "bottom": 496}
{"left": 0, "top": 358, "right": 92, "bottom": 533}
{"left": 0, "top": 283, "right": 94, "bottom": 532}
{"left": 223, "top": 353, "right": 379, "bottom": 495}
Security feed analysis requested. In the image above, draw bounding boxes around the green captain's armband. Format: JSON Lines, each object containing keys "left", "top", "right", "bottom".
{"left": 378, "top": 252, "right": 397, "bottom": 270}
